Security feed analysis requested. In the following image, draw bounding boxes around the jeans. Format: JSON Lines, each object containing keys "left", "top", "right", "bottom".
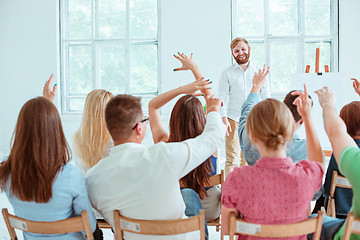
{"left": 307, "top": 214, "right": 345, "bottom": 240}
{"left": 181, "top": 188, "right": 209, "bottom": 240}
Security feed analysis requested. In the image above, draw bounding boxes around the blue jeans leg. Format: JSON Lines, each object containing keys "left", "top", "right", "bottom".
{"left": 307, "top": 214, "right": 345, "bottom": 240}
{"left": 181, "top": 188, "right": 209, "bottom": 240}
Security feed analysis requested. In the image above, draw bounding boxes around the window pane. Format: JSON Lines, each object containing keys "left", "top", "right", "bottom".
{"left": 139, "top": 95, "right": 156, "bottom": 113}
{"left": 236, "top": 0, "right": 264, "bottom": 36}
{"left": 305, "top": 42, "right": 331, "bottom": 72}
{"left": 305, "top": 0, "right": 331, "bottom": 35}
{"left": 99, "top": 45, "right": 126, "bottom": 92}
{"left": 269, "top": 0, "right": 298, "bottom": 36}
{"left": 68, "top": 0, "right": 91, "bottom": 39}
{"left": 98, "top": 0, "right": 126, "bottom": 38}
{"left": 270, "top": 42, "right": 298, "bottom": 92}
{"left": 130, "top": 45, "right": 158, "bottom": 93}
{"left": 69, "top": 98, "right": 86, "bottom": 112}
{"left": 69, "top": 45, "right": 93, "bottom": 94}
{"left": 130, "top": 0, "right": 157, "bottom": 38}
{"left": 248, "top": 42, "right": 265, "bottom": 66}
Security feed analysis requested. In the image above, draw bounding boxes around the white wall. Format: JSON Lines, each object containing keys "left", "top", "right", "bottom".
{"left": 0, "top": 0, "right": 231, "bottom": 155}
{"left": 0, "top": 0, "right": 359, "bottom": 156}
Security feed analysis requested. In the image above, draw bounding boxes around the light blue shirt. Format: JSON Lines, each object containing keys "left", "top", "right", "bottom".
{"left": 238, "top": 92, "right": 307, "bottom": 166}
{"left": 4, "top": 163, "right": 97, "bottom": 240}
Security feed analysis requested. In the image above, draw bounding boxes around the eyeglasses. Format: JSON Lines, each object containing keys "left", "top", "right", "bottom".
{"left": 132, "top": 117, "right": 149, "bottom": 130}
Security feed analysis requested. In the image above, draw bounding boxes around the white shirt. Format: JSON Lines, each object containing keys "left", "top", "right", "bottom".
{"left": 85, "top": 112, "right": 226, "bottom": 240}
{"left": 218, "top": 61, "right": 270, "bottom": 121}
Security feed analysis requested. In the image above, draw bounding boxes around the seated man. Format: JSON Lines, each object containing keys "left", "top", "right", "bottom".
{"left": 85, "top": 94, "right": 225, "bottom": 240}
{"left": 239, "top": 76, "right": 312, "bottom": 166}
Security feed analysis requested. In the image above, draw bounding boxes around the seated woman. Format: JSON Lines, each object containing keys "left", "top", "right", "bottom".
{"left": 0, "top": 75, "right": 102, "bottom": 240}
{"left": 311, "top": 85, "right": 360, "bottom": 240}
{"left": 221, "top": 68, "right": 324, "bottom": 240}
{"left": 73, "top": 89, "right": 113, "bottom": 173}
{"left": 148, "top": 57, "right": 220, "bottom": 222}
{"left": 322, "top": 101, "right": 360, "bottom": 219}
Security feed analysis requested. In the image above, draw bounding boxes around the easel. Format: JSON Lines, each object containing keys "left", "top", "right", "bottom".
{"left": 304, "top": 47, "right": 332, "bottom": 158}
{"left": 305, "top": 48, "right": 330, "bottom": 74}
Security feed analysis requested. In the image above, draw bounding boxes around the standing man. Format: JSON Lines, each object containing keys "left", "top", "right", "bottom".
{"left": 218, "top": 37, "right": 270, "bottom": 176}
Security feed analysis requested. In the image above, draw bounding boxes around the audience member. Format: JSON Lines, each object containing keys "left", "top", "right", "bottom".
{"left": 148, "top": 77, "right": 220, "bottom": 223}
{"left": 0, "top": 75, "right": 102, "bottom": 240}
{"left": 221, "top": 68, "right": 323, "bottom": 239}
{"left": 85, "top": 89, "right": 225, "bottom": 239}
{"left": 73, "top": 89, "right": 113, "bottom": 173}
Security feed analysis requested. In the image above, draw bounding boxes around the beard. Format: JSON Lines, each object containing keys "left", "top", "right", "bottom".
{"left": 234, "top": 52, "right": 250, "bottom": 65}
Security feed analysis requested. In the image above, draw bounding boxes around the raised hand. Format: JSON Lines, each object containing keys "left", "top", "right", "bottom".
{"left": 43, "top": 74, "right": 57, "bottom": 102}
{"left": 251, "top": 65, "right": 270, "bottom": 93}
{"left": 351, "top": 78, "right": 360, "bottom": 96}
{"left": 179, "top": 78, "right": 211, "bottom": 96}
{"left": 315, "top": 86, "right": 336, "bottom": 109}
{"left": 292, "top": 84, "right": 312, "bottom": 119}
{"left": 173, "top": 52, "right": 196, "bottom": 72}
{"left": 205, "top": 94, "right": 222, "bottom": 113}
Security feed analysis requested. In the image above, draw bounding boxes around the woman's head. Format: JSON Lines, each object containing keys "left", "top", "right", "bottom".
{"left": 340, "top": 101, "right": 360, "bottom": 138}
{"left": 168, "top": 95, "right": 206, "bottom": 142}
{"left": 168, "top": 95, "right": 211, "bottom": 199}
{"left": 0, "top": 97, "right": 70, "bottom": 203}
{"left": 73, "top": 89, "right": 113, "bottom": 170}
{"left": 247, "top": 98, "right": 295, "bottom": 151}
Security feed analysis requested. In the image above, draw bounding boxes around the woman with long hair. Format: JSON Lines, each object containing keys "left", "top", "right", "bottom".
{"left": 148, "top": 57, "right": 220, "bottom": 222}
{"left": 221, "top": 69, "right": 324, "bottom": 240}
{"left": 73, "top": 89, "right": 113, "bottom": 173}
{"left": 0, "top": 79, "right": 102, "bottom": 239}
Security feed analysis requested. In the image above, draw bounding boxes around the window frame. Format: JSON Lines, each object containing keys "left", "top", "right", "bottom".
{"left": 59, "top": 0, "right": 160, "bottom": 115}
{"left": 231, "top": 0, "right": 339, "bottom": 99}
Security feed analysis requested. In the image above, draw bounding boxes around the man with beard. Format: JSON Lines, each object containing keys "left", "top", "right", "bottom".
{"left": 218, "top": 37, "right": 270, "bottom": 176}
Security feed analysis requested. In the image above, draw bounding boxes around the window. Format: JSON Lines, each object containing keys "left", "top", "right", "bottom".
{"left": 232, "top": 0, "right": 338, "bottom": 98}
{"left": 60, "top": 0, "right": 158, "bottom": 114}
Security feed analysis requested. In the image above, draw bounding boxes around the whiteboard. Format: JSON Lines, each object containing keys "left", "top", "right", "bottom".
{"left": 290, "top": 73, "right": 345, "bottom": 150}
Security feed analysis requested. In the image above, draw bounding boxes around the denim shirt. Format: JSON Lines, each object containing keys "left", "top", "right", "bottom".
{"left": 323, "top": 139, "right": 360, "bottom": 218}
{"left": 238, "top": 93, "right": 308, "bottom": 166}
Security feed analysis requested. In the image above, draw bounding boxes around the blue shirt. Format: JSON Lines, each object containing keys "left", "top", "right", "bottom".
{"left": 4, "top": 163, "right": 97, "bottom": 240}
{"left": 238, "top": 92, "right": 308, "bottom": 166}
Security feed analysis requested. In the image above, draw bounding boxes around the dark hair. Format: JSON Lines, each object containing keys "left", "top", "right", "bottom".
{"left": 340, "top": 101, "right": 360, "bottom": 138}
{"left": 283, "top": 90, "right": 313, "bottom": 122}
{"left": 0, "top": 97, "right": 71, "bottom": 203}
{"left": 168, "top": 95, "right": 212, "bottom": 199}
{"left": 105, "top": 94, "right": 142, "bottom": 142}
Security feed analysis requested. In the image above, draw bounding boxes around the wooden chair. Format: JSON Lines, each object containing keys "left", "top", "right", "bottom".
{"left": 2, "top": 208, "right": 94, "bottom": 240}
{"left": 180, "top": 169, "right": 224, "bottom": 232}
{"left": 327, "top": 170, "right": 352, "bottom": 217}
{"left": 343, "top": 212, "right": 360, "bottom": 239}
{"left": 228, "top": 211, "right": 323, "bottom": 240}
{"left": 98, "top": 220, "right": 112, "bottom": 229}
{"left": 113, "top": 209, "right": 205, "bottom": 240}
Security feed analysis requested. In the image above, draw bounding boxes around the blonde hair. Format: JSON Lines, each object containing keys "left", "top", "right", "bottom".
{"left": 246, "top": 99, "right": 295, "bottom": 151}
{"left": 230, "top": 37, "right": 249, "bottom": 51}
{"left": 73, "top": 89, "right": 113, "bottom": 170}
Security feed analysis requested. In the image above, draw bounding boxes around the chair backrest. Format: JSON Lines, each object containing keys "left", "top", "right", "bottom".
{"left": 228, "top": 211, "right": 323, "bottom": 240}
{"left": 327, "top": 170, "right": 352, "bottom": 217}
{"left": 2, "top": 208, "right": 94, "bottom": 240}
{"left": 113, "top": 209, "right": 205, "bottom": 240}
{"left": 343, "top": 212, "right": 360, "bottom": 240}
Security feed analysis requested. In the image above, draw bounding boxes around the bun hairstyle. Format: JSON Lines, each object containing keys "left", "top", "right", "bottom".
{"left": 246, "top": 98, "right": 295, "bottom": 151}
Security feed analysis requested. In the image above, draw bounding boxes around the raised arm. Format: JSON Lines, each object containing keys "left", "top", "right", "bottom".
{"left": 148, "top": 79, "right": 211, "bottom": 143}
{"left": 43, "top": 74, "right": 57, "bottom": 102}
{"left": 293, "top": 85, "right": 323, "bottom": 167}
{"left": 315, "top": 87, "right": 357, "bottom": 161}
